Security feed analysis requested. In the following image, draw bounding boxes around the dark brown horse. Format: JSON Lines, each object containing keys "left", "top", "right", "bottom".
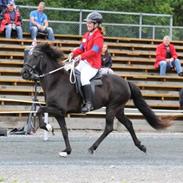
{"left": 21, "top": 44, "right": 172, "bottom": 156}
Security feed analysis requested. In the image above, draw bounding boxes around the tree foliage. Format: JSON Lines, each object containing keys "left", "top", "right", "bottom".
{"left": 16, "top": 0, "right": 182, "bottom": 26}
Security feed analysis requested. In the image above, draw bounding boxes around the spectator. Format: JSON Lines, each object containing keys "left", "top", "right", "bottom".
{"left": 154, "top": 35, "right": 183, "bottom": 76}
{"left": 0, "top": 0, "right": 16, "bottom": 22}
{"left": 24, "top": 39, "right": 37, "bottom": 63}
{"left": 100, "top": 43, "right": 114, "bottom": 74}
{"left": 0, "top": 2, "right": 23, "bottom": 39}
{"left": 0, "top": 0, "right": 7, "bottom": 15}
{"left": 101, "top": 43, "right": 112, "bottom": 68}
{"left": 29, "top": 1, "right": 55, "bottom": 41}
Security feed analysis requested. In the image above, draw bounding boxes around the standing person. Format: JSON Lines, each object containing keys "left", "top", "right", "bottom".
{"left": 29, "top": 1, "right": 55, "bottom": 41}
{"left": 0, "top": 1, "right": 23, "bottom": 39}
{"left": 154, "top": 35, "right": 183, "bottom": 76}
{"left": 70, "top": 11, "right": 104, "bottom": 112}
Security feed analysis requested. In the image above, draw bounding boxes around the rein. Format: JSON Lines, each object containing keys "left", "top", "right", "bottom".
{"left": 39, "top": 65, "right": 65, "bottom": 78}
{"left": 29, "top": 58, "right": 77, "bottom": 84}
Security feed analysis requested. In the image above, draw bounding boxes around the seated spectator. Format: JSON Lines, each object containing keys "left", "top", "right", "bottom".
{"left": 24, "top": 39, "right": 37, "bottom": 63}
{"left": 29, "top": 2, "right": 55, "bottom": 41}
{"left": 100, "top": 44, "right": 114, "bottom": 74}
{"left": 0, "top": 0, "right": 15, "bottom": 14}
{"left": 101, "top": 43, "right": 112, "bottom": 68}
{"left": 154, "top": 35, "right": 183, "bottom": 76}
{"left": 0, "top": 2, "right": 23, "bottom": 39}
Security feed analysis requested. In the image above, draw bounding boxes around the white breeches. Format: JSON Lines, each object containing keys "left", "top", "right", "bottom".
{"left": 75, "top": 60, "right": 98, "bottom": 86}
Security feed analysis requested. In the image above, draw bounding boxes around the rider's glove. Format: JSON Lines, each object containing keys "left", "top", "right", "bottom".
{"left": 74, "top": 55, "right": 81, "bottom": 62}
{"left": 68, "top": 53, "right": 74, "bottom": 61}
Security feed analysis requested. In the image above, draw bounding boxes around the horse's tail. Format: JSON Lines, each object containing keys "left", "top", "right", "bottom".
{"left": 128, "top": 81, "right": 172, "bottom": 129}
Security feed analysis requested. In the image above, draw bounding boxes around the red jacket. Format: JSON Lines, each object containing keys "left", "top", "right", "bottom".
{"left": 72, "top": 28, "right": 104, "bottom": 69}
{"left": 154, "top": 43, "right": 178, "bottom": 69}
{"left": 0, "top": 9, "right": 22, "bottom": 33}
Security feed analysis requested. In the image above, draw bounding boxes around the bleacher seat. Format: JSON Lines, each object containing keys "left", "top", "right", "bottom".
{"left": 0, "top": 34, "right": 183, "bottom": 129}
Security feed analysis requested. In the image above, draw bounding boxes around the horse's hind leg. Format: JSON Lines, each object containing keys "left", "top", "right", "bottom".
{"left": 115, "top": 108, "right": 146, "bottom": 153}
{"left": 88, "top": 107, "right": 115, "bottom": 154}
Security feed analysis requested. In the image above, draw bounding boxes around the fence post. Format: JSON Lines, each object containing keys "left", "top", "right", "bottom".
{"left": 169, "top": 15, "right": 173, "bottom": 40}
{"left": 139, "top": 13, "right": 143, "bottom": 39}
{"left": 152, "top": 26, "right": 155, "bottom": 39}
{"left": 79, "top": 10, "right": 83, "bottom": 35}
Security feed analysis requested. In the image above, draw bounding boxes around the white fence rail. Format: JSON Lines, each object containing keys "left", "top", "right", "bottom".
{"left": 17, "top": 5, "right": 183, "bottom": 40}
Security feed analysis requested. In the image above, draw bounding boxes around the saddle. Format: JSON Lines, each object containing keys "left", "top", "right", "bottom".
{"left": 75, "top": 70, "right": 103, "bottom": 99}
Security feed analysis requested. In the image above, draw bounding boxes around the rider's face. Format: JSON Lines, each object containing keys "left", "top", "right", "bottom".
{"left": 86, "top": 21, "right": 95, "bottom": 32}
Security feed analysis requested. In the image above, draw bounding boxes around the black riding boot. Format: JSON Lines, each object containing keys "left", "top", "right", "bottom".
{"left": 81, "top": 84, "right": 94, "bottom": 112}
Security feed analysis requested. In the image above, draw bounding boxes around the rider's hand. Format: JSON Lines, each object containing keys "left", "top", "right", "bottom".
{"left": 68, "top": 53, "right": 74, "bottom": 60}
{"left": 74, "top": 55, "right": 81, "bottom": 62}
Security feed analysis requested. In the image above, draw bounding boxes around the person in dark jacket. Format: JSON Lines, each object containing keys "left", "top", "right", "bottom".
{"left": 101, "top": 44, "right": 112, "bottom": 68}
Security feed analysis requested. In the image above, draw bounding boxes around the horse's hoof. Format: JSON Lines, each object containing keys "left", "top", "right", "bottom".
{"left": 140, "top": 145, "right": 147, "bottom": 153}
{"left": 59, "top": 151, "right": 68, "bottom": 157}
{"left": 88, "top": 148, "right": 94, "bottom": 154}
{"left": 52, "top": 128, "right": 55, "bottom": 135}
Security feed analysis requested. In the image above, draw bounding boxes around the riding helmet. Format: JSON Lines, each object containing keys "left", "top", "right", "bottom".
{"left": 84, "top": 11, "right": 103, "bottom": 24}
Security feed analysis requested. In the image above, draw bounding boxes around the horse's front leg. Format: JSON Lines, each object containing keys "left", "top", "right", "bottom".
{"left": 88, "top": 107, "right": 115, "bottom": 154}
{"left": 55, "top": 116, "right": 72, "bottom": 156}
{"left": 37, "top": 107, "right": 54, "bottom": 133}
{"left": 37, "top": 106, "right": 72, "bottom": 156}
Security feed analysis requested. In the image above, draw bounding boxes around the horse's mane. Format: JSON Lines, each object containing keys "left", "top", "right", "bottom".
{"left": 35, "top": 43, "right": 64, "bottom": 62}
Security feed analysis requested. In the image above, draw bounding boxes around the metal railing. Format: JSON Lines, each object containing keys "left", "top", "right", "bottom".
{"left": 18, "top": 5, "right": 183, "bottom": 40}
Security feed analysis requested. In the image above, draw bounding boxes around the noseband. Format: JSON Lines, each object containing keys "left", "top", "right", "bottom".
{"left": 23, "top": 63, "right": 40, "bottom": 80}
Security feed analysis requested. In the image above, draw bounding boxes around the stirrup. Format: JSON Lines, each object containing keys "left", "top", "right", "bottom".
{"left": 81, "top": 103, "right": 94, "bottom": 112}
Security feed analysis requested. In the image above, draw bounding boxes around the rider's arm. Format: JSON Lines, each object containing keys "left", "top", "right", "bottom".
{"left": 72, "top": 43, "right": 84, "bottom": 56}
{"left": 80, "top": 37, "right": 103, "bottom": 60}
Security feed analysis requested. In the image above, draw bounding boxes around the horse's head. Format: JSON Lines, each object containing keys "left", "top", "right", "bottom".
{"left": 21, "top": 43, "right": 64, "bottom": 81}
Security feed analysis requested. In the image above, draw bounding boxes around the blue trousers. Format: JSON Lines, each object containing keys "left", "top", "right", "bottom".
{"left": 159, "top": 59, "right": 182, "bottom": 75}
{"left": 5, "top": 24, "right": 23, "bottom": 39}
{"left": 30, "top": 26, "right": 55, "bottom": 40}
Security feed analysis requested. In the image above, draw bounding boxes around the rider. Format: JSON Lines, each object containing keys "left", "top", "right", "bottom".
{"left": 70, "top": 11, "right": 104, "bottom": 112}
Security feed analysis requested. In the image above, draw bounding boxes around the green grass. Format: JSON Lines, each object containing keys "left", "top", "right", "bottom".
{"left": 0, "top": 176, "right": 4, "bottom": 182}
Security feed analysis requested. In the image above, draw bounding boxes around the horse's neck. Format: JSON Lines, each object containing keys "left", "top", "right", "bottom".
{"left": 41, "top": 68, "right": 70, "bottom": 89}
{"left": 46, "top": 60, "right": 60, "bottom": 73}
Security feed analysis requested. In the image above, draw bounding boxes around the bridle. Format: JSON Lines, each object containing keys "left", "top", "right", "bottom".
{"left": 23, "top": 56, "right": 77, "bottom": 84}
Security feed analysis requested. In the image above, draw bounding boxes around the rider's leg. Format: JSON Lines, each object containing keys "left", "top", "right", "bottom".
{"left": 76, "top": 60, "right": 98, "bottom": 112}
{"left": 82, "top": 84, "right": 94, "bottom": 112}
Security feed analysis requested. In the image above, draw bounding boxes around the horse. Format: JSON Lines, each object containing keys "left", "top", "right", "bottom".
{"left": 21, "top": 43, "right": 172, "bottom": 157}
